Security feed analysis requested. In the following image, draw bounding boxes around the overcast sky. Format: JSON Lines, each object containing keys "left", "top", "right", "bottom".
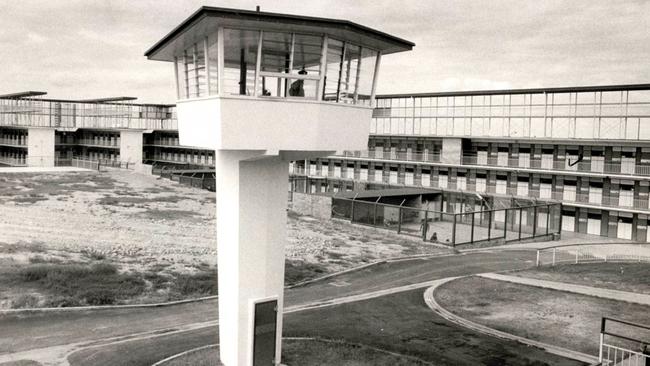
{"left": 1, "top": 0, "right": 648, "bottom": 104}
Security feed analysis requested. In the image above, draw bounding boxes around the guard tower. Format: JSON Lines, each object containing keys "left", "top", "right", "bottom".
{"left": 146, "top": 7, "right": 413, "bottom": 366}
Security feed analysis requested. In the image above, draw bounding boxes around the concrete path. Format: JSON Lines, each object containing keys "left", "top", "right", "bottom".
{"left": 0, "top": 167, "right": 91, "bottom": 173}
{"left": 479, "top": 272, "right": 650, "bottom": 306}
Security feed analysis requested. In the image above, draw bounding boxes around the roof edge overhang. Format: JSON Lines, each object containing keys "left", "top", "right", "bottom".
{"left": 145, "top": 6, "right": 414, "bottom": 61}
{"left": 377, "top": 83, "right": 650, "bottom": 99}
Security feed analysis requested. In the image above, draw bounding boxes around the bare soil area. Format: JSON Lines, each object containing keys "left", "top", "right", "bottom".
{"left": 435, "top": 276, "right": 650, "bottom": 355}
{"left": 0, "top": 170, "right": 448, "bottom": 308}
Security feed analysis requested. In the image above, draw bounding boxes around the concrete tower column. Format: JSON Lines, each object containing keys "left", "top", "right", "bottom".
{"left": 27, "top": 128, "right": 55, "bottom": 167}
{"left": 216, "top": 151, "right": 288, "bottom": 366}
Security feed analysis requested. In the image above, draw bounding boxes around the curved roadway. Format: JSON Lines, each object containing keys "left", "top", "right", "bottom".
{"left": 0, "top": 250, "right": 538, "bottom": 366}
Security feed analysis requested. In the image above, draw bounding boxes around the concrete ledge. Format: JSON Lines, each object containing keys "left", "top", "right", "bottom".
{"left": 423, "top": 278, "right": 599, "bottom": 365}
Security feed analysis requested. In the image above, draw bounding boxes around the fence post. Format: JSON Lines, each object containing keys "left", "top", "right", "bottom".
{"left": 422, "top": 210, "right": 428, "bottom": 241}
{"left": 503, "top": 209, "right": 508, "bottom": 239}
{"left": 552, "top": 248, "right": 556, "bottom": 266}
{"left": 487, "top": 210, "right": 492, "bottom": 241}
{"left": 575, "top": 251, "right": 578, "bottom": 264}
{"left": 452, "top": 214, "right": 457, "bottom": 247}
{"left": 599, "top": 318, "right": 605, "bottom": 363}
{"left": 536, "top": 250, "right": 540, "bottom": 267}
{"left": 470, "top": 212, "right": 475, "bottom": 244}
{"left": 533, "top": 206, "right": 538, "bottom": 237}
{"left": 350, "top": 194, "right": 357, "bottom": 224}
{"left": 518, "top": 208, "right": 523, "bottom": 240}
{"left": 397, "top": 199, "right": 406, "bottom": 234}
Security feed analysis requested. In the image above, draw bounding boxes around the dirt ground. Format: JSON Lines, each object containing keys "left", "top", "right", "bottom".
{"left": 0, "top": 169, "right": 448, "bottom": 307}
{"left": 435, "top": 276, "right": 650, "bottom": 355}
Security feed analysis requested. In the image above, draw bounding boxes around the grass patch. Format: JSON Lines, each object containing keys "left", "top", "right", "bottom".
{"left": 514, "top": 262, "right": 650, "bottom": 295}
{"left": 285, "top": 288, "right": 584, "bottom": 366}
{"left": 15, "top": 262, "right": 145, "bottom": 306}
{"left": 168, "top": 270, "right": 218, "bottom": 300}
{"left": 139, "top": 209, "right": 198, "bottom": 221}
{"left": 10, "top": 194, "right": 48, "bottom": 204}
{"left": 98, "top": 195, "right": 183, "bottom": 207}
{"left": 284, "top": 260, "right": 328, "bottom": 285}
{"left": 435, "top": 276, "right": 650, "bottom": 355}
{"left": 160, "top": 338, "right": 432, "bottom": 366}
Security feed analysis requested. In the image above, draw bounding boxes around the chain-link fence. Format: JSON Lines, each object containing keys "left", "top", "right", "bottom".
{"left": 331, "top": 195, "right": 561, "bottom": 247}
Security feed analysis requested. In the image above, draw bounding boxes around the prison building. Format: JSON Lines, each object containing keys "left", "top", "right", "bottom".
{"left": 3, "top": 84, "right": 650, "bottom": 241}
{"left": 292, "top": 83, "right": 650, "bottom": 242}
{"left": 0, "top": 93, "right": 213, "bottom": 170}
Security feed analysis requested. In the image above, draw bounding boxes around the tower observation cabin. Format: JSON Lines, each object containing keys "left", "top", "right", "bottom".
{"left": 145, "top": 6, "right": 413, "bottom": 152}
{"left": 146, "top": 6, "right": 413, "bottom": 366}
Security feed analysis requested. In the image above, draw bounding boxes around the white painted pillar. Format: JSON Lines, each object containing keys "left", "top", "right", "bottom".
{"left": 27, "top": 128, "right": 55, "bottom": 167}
{"left": 441, "top": 138, "right": 462, "bottom": 165}
{"left": 216, "top": 150, "right": 288, "bottom": 366}
{"left": 119, "top": 130, "right": 143, "bottom": 169}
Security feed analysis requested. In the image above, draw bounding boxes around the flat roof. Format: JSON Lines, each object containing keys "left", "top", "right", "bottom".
{"left": 376, "top": 83, "right": 650, "bottom": 99}
{"left": 145, "top": 6, "right": 414, "bottom": 61}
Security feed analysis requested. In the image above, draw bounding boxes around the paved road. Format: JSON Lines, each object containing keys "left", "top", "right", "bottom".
{"left": 0, "top": 250, "right": 537, "bottom": 365}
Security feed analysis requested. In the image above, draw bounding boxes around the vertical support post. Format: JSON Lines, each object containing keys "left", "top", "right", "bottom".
{"left": 217, "top": 27, "right": 225, "bottom": 96}
{"left": 546, "top": 204, "right": 550, "bottom": 235}
{"left": 452, "top": 213, "right": 457, "bottom": 247}
{"left": 193, "top": 43, "right": 200, "bottom": 97}
{"left": 183, "top": 51, "right": 190, "bottom": 98}
{"left": 503, "top": 209, "right": 508, "bottom": 239}
{"left": 575, "top": 251, "right": 579, "bottom": 264}
{"left": 552, "top": 248, "right": 556, "bottom": 266}
{"left": 317, "top": 35, "right": 328, "bottom": 101}
{"left": 173, "top": 56, "right": 180, "bottom": 100}
{"left": 518, "top": 208, "right": 523, "bottom": 240}
{"left": 370, "top": 52, "right": 382, "bottom": 107}
{"left": 487, "top": 210, "right": 492, "bottom": 241}
{"left": 397, "top": 199, "right": 406, "bottom": 234}
{"left": 536, "top": 250, "right": 540, "bottom": 267}
{"left": 557, "top": 203, "right": 562, "bottom": 235}
{"left": 204, "top": 37, "right": 211, "bottom": 95}
{"left": 353, "top": 47, "right": 362, "bottom": 104}
{"left": 533, "top": 205, "right": 538, "bottom": 237}
{"left": 470, "top": 212, "right": 475, "bottom": 244}
{"left": 253, "top": 31, "right": 263, "bottom": 97}
{"left": 423, "top": 210, "right": 428, "bottom": 241}
{"left": 599, "top": 318, "right": 605, "bottom": 363}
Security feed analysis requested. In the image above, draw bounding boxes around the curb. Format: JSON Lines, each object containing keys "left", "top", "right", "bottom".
{"left": 151, "top": 337, "right": 436, "bottom": 366}
{"left": 152, "top": 344, "right": 219, "bottom": 366}
{"left": 422, "top": 277, "right": 598, "bottom": 365}
{"left": 0, "top": 295, "right": 219, "bottom": 315}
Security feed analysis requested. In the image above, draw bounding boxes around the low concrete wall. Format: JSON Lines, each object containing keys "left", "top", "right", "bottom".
{"left": 290, "top": 192, "right": 332, "bottom": 220}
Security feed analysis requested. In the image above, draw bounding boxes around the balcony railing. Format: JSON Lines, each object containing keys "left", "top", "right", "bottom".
{"left": 291, "top": 167, "right": 650, "bottom": 212}
{"left": 0, "top": 137, "right": 27, "bottom": 147}
{"left": 462, "top": 154, "right": 650, "bottom": 177}
{"left": 0, "top": 98, "right": 177, "bottom": 130}
{"left": 338, "top": 150, "right": 441, "bottom": 163}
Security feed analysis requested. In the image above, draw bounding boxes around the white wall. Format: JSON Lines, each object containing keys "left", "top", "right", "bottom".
{"left": 177, "top": 96, "right": 371, "bottom": 152}
{"left": 441, "top": 138, "right": 462, "bottom": 165}
{"left": 27, "top": 128, "right": 55, "bottom": 167}
{"left": 119, "top": 130, "right": 143, "bottom": 168}
{"left": 216, "top": 151, "right": 288, "bottom": 366}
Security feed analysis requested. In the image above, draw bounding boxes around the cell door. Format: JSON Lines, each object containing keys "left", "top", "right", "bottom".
{"left": 253, "top": 299, "right": 278, "bottom": 366}
{"left": 587, "top": 218, "right": 601, "bottom": 235}
{"left": 617, "top": 222, "right": 632, "bottom": 240}
{"left": 562, "top": 215, "right": 575, "bottom": 232}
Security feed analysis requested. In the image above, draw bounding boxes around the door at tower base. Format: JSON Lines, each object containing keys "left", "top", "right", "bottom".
{"left": 253, "top": 299, "right": 278, "bottom": 366}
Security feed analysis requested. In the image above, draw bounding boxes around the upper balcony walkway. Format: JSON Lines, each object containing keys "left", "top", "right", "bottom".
{"left": 0, "top": 96, "right": 177, "bottom": 131}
